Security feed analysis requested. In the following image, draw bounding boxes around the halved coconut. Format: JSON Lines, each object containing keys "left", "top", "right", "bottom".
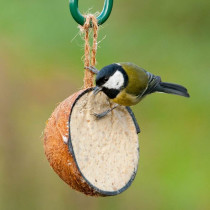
{"left": 44, "top": 88, "right": 140, "bottom": 196}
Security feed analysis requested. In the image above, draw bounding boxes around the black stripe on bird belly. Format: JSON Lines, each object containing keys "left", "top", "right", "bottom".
{"left": 112, "top": 90, "right": 142, "bottom": 106}
{"left": 102, "top": 88, "right": 120, "bottom": 99}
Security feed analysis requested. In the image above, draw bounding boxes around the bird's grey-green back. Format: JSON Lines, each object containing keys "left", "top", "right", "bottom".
{"left": 120, "top": 62, "right": 148, "bottom": 97}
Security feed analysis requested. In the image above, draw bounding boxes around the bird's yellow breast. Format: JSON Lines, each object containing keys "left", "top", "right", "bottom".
{"left": 111, "top": 89, "right": 142, "bottom": 106}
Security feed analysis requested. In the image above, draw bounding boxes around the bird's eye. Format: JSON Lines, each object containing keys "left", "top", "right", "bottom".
{"left": 104, "top": 77, "right": 108, "bottom": 82}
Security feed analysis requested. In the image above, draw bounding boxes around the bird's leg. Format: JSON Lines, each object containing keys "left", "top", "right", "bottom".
{"left": 84, "top": 66, "right": 99, "bottom": 74}
{"left": 93, "top": 104, "right": 119, "bottom": 119}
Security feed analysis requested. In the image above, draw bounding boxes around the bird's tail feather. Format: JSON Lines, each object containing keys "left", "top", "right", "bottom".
{"left": 155, "top": 82, "right": 190, "bottom": 97}
{"left": 143, "top": 73, "right": 190, "bottom": 98}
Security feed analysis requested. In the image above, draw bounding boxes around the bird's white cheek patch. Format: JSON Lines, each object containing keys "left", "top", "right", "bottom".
{"left": 103, "top": 71, "right": 124, "bottom": 89}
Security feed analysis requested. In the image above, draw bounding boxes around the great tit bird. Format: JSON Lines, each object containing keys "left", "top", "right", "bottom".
{"left": 86, "top": 62, "right": 190, "bottom": 118}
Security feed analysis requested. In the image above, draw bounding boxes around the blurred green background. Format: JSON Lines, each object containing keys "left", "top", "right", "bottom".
{"left": 0, "top": 0, "right": 210, "bottom": 209}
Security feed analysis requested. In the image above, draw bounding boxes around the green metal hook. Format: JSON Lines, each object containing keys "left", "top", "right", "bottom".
{"left": 69, "top": 0, "right": 113, "bottom": 26}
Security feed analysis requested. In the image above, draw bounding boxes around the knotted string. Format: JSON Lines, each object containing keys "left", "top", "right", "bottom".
{"left": 80, "top": 15, "right": 98, "bottom": 89}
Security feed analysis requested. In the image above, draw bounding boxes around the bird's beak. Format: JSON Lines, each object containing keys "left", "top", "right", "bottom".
{"left": 93, "top": 86, "right": 102, "bottom": 95}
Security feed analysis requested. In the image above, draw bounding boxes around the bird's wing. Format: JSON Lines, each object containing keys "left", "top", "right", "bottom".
{"left": 120, "top": 62, "right": 149, "bottom": 97}
{"left": 142, "top": 72, "right": 161, "bottom": 96}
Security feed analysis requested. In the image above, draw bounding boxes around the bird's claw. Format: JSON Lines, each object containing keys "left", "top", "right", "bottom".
{"left": 92, "top": 105, "right": 119, "bottom": 119}
{"left": 92, "top": 110, "right": 110, "bottom": 119}
{"left": 84, "top": 66, "right": 99, "bottom": 74}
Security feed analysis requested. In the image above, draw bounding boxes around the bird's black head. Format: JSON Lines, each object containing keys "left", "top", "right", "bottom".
{"left": 94, "top": 63, "right": 128, "bottom": 99}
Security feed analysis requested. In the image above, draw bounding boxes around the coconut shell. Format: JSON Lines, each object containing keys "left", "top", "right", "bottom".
{"left": 44, "top": 88, "right": 140, "bottom": 196}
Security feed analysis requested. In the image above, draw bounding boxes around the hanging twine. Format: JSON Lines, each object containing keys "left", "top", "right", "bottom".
{"left": 80, "top": 15, "right": 98, "bottom": 89}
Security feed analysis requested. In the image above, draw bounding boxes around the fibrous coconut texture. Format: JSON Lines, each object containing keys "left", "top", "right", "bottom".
{"left": 44, "top": 88, "right": 140, "bottom": 196}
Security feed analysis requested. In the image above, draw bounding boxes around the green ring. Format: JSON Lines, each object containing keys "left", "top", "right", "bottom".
{"left": 69, "top": 0, "right": 113, "bottom": 26}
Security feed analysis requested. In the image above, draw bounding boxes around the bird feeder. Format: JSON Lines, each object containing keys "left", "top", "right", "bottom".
{"left": 44, "top": 0, "right": 140, "bottom": 196}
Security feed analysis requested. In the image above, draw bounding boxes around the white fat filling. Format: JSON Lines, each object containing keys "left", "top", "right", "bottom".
{"left": 62, "top": 136, "right": 68, "bottom": 144}
{"left": 70, "top": 92, "right": 139, "bottom": 192}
